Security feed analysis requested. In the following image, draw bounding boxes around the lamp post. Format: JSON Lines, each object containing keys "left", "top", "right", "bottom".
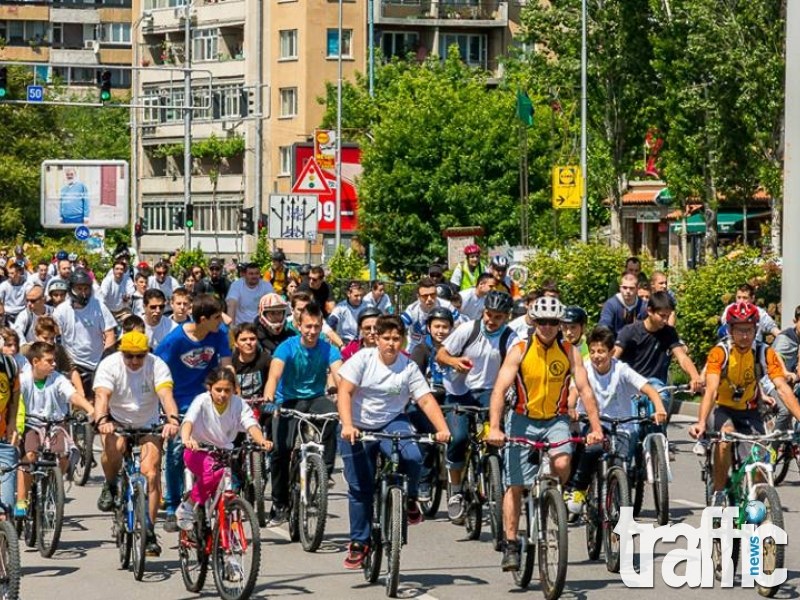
{"left": 579, "top": 0, "right": 588, "bottom": 243}
{"left": 335, "top": 0, "right": 343, "bottom": 248}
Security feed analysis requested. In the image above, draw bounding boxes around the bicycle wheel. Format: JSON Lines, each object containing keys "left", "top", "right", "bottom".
{"left": 211, "top": 497, "right": 261, "bottom": 600}
{"left": 512, "top": 497, "right": 534, "bottom": 589}
{"left": 711, "top": 489, "right": 740, "bottom": 582}
{"left": 419, "top": 447, "right": 443, "bottom": 518}
{"left": 385, "top": 487, "right": 403, "bottom": 598}
{"left": 0, "top": 519, "right": 20, "bottom": 600}
{"left": 300, "top": 454, "right": 328, "bottom": 553}
{"left": 464, "top": 452, "right": 482, "bottom": 540}
{"left": 585, "top": 470, "right": 601, "bottom": 561}
{"left": 249, "top": 451, "right": 268, "bottom": 528}
{"left": 116, "top": 504, "right": 132, "bottom": 569}
{"left": 631, "top": 448, "right": 645, "bottom": 518}
{"left": 72, "top": 420, "right": 94, "bottom": 487}
{"left": 362, "top": 489, "right": 383, "bottom": 584}
{"left": 179, "top": 504, "right": 209, "bottom": 593}
{"left": 650, "top": 436, "right": 670, "bottom": 526}
{"left": 538, "top": 486, "right": 569, "bottom": 600}
{"left": 772, "top": 442, "right": 794, "bottom": 486}
{"left": 603, "top": 466, "right": 630, "bottom": 573}
{"left": 485, "top": 453, "right": 504, "bottom": 552}
{"left": 287, "top": 463, "right": 301, "bottom": 542}
{"left": 36, "top": 466, "right": 65, "bottom": 558}
{"left": 756, "top": 485, "right": 785, "bottom": 598}
{"left": 130, "top": 481, "right": 148, "bottom": 581}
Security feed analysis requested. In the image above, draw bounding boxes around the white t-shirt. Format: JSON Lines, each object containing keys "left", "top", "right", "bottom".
{"left": 20, "top": 371, "right": 76, "bottom": 421}
{"left": 576, "top": 357, "right": 649, "bottom": 423}
{"left": 53, "top": 297, "right": 117, "bottom": 369}
{"left": 363, "top": 292, "right": 393, "bottom": 314}
{"left": 14, "top": 306, "right": 53, "bottom": 343}
{"left": 508, "top": 315, "right": 533, "bottom": 343}
{"left": 0, "top": 277, "right": 32, "bottom": 317}
{"left": 401, "top": 298, "right": 456, "bottom": 353}
{"left": 101, "top": 275, "right": 134, "bottom": 312}
{"left": 442, "top": 320, "right": 519, "bottom": 395}
{"left": 184, "top": 392, "right": 258, "bottom": 449}
{"left": 459, "top": 288, "right": 486, "bottom": 320}
{"left": 147, "top": 275, "right": 180, "bottom": 301}
{"left": 93, "top": 352, "right": 173, "bottom": 428}
{"left": 227, "top": 279, "right": 274, "bottom": 325}
{"left": 328, "top": 301, "right": 365, "bottom": 344}
{"left": 338, "top": 347, "right": 431, "bottom": 430}
{"left": 146, "top": 316, "right": 177, "bottom": 350}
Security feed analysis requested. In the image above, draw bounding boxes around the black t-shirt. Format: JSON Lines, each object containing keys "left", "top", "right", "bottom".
{"left": 255, "top": 321, "right": 296, "bottom": 355}
{"left": 298, "top": 281, "right": 333, "bottom": 315}
{"left": 615, "top": 320, "right": 683, "bottom": 382}
{"left": 232, "top": 347, "right": 271, "bottom": 399}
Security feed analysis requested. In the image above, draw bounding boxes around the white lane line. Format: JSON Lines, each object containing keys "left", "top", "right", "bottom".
{"left": 268, "top": 526, "right": 291, "bottom": 540}
{"left": 672, "top": 498, "right": 705, "bottom": 509}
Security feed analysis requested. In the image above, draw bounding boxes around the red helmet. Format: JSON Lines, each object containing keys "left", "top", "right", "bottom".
{"left": 725, "top": 301, "right": 759, "bottom": 326}
{"left": 464, "top": 244, "right": 481, "bottom": 256}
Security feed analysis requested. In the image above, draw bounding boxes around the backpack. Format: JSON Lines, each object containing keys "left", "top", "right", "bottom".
{"left": 455, "top": 319, "right": 514, "bottom": 363}
{"left": 716, "top": 336, "right": 769, "bottom": 383}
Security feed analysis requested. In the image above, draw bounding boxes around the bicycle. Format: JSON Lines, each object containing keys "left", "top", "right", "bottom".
{"left": 241, "top": 398, "right": 270, "bottom": 527}
{"left": 504, "top": 435, "right": 583, "bottom": 599}
{"left": 0, "top": 460, "right": 21, "bottom": 600}
{"left": 67, "top": 408, "right": 94, "bottom": 486}
{"left": 271, "top": 406, "right": 338, "bottom": 553}
{"left": 700, "top": 429, "right": 789, "bottom": 597}
{"left": 178, "top": 442, "right": 262, "bottom": 600}
{"left": 418, "top": 440, "right": 446, "bottom": 518}
{"left": 359, "top": 431, "right": 438, "bottom": 598}
{"left": 442, "top": 404, "right": 504, "bottom": 551}
{"left": 112, "top": 424, "right": 163, "bottom": 581}
{"left": 15, "top": 414, "right": 80, "bottom": 558}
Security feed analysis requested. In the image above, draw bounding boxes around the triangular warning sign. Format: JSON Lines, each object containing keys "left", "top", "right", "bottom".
{"left": 292, "top": 159, "right": 331, "bottom": 194}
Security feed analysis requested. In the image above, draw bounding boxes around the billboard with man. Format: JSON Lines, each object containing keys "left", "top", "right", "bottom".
{"left": 40, "top": 160, "right": 129, "bottom": 229}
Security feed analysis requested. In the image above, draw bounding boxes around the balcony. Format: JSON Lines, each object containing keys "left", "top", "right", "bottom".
{"left": 377, "top": 0, "right": 508, "bottom": 26}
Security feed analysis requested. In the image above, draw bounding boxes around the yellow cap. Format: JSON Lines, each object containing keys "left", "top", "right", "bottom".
{"left": 119, "top": 331, "right": 149, "bottom": 354}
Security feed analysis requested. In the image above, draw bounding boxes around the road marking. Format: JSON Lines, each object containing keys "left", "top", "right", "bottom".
{"left": 397, "top": 586, "right": 438, "bottom": 600}
{"left": 672, "top": 498, "right": 705, "bottom": 509}
{"left": 269, "top": 526, "right": 292, "bottom": 540}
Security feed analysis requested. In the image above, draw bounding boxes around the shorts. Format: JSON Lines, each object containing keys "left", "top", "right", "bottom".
{"left": 504, "top": 411, "right": 572, "bottom": 487}
{"left": 22, "top": 424, "right": 69, "bottom": 455}
{"left": 713, "top": 406, "right": 765, "bottom": 435}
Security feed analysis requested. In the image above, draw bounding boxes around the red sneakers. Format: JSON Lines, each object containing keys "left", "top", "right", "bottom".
{"left": 343, "top": 542, "right": 368, "bottom": 570}
{"left": 407, "top": 500, "right": 423, "bottom": 526}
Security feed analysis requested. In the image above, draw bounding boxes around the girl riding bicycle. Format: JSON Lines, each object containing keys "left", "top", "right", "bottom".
{"left": 176, "top": 368, "right": 272, "bottom": 530}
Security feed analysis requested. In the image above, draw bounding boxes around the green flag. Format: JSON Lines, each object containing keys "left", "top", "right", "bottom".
{"left": 516, "top": 90, "right": 534, "bottom": 127}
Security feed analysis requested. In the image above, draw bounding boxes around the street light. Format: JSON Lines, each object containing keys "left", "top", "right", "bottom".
{"left": 335, "top": 0, "right": 343, "bottom": 249}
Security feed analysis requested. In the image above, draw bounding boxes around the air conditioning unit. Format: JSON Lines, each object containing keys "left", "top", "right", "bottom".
{"left": 84, "top": 39, "right": 95, "bottom": 50}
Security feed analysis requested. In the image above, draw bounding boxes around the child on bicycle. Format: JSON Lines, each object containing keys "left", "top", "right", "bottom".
{"left": 563, "top": 326, "right": 666, "bottom": 516}
{"left": 176, "top": 367, "right": 272, "bottom": 530}
{"left": 16, "top": 341, "right": 94, "bottom": 516}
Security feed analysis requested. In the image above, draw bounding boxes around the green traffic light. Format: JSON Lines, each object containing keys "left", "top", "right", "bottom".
{"left": 100, "top": 90, "right": 111, "bottom": 102}
{"left": 0, "top": 89, "right": 6, "bottom": 99}
{"left": 185, "top": 219, "right": 194, "bottom": 228}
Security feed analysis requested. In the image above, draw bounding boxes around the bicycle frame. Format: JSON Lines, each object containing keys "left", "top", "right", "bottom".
{"left": 114, "top": 427, "right": 162, "bottom": 533}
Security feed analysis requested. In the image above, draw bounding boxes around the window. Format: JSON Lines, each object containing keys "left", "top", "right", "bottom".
{"left": 440, "top": 33, "right": 487, "bottom": 68}
{"left": 8, "top": 22, "right": 24, "bottom": 43}
{"left": 382, "top": 31, "right": 418, "bottom": 60}
{"left": 326, "top": 29, "right": 352, "bottom": 58}
{"left": 193, "top": 87, "right": 211, "bottom": 120}
{"left": 142, "top": 92, "right": 160, "bottom": 124}
{"left": 102, "top": 23, "right": 131, "bottom": 44}
{"left": 51, "top": 23, "right": 63, "bottom": 45}
{"left": 279, "top": 29, "right": 297, "bottom": 60}
{"left": 143, "top": 200, "right": 243, "bottom": 232}
{"left": 279, "top": 87, "right": 297, "bottom": 118}
{"left": 279, "top": 146, "right": 292, "bottom": 176}
{"left": 192, "top": 28, "right": 218, "bottom": 62}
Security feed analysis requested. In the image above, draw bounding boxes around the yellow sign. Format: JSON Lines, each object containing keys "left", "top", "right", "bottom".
{"left": 552, "top": 166, "right": 583, "bottom": 209}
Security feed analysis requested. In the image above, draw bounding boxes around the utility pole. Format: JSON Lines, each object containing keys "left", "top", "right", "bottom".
{"left": 183, "top": 2, "right": 193, "bottom": 249}
{"left": 782, "top": 0, "right": 800, "bottom": 320}
{"left": 579, "top": 0, "right": 588, "bottom": 243}
{"left": 335, "top": 0, "right": 343, "bottom": 249}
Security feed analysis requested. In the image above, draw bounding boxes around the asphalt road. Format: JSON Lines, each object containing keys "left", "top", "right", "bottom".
{"left": 18, "top": 416, "right": 800, "bottom": 600}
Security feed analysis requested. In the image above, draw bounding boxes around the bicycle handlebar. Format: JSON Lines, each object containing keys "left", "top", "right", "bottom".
{"left": 579, "top": 414, "right": 654, "bottom": 426}
{"left": 270, "top": 406, "right": 340, "bottom": 422}
{"left": 358, "top": 432, "right": 438, "bottom": 444}
{"left": 656, "top": 384, "right": 692, "bottom": 394}
{"left": 113, "top": 424, "right": 165, "bottom": 438}
{"left": 441, "top": 405, "right": 490, "bottom": 415}
{"left": 505, "top": 436, "right": 585, "bottom": 450}
{"left": 704, "top": 430, "right": 795, "bottom": 443}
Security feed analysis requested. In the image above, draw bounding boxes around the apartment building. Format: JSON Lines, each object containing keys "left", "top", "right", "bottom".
{"left": 0, "top": 0, "right": 132, "bottom": 91}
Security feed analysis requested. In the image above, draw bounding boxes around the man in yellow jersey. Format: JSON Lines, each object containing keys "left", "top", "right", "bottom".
{"left": 487, "top": 296, "right": 603, "bottom": 572}
{"left": 689, "top": 302, "right": 800, "bottom": 506}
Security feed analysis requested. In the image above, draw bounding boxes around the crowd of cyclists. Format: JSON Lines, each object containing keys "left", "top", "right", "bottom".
{"left": 0, "top": 240, "right": 796, "bottom": 598}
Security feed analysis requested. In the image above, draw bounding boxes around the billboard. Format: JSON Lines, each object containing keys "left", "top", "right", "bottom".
{"left": 41, "top": 160, "right": 129, "bottom": 229}
{"left": 293, "top": 143, "right": 361, "bottom": 233}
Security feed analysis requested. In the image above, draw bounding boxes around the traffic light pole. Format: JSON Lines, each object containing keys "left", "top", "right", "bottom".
{"left": 183, "top": 2, "right": 193, "bottom": 249}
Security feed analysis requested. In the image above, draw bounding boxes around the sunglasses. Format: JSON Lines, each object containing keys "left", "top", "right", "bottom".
{"left": 147, "top": 304, "right": 166, "bottom": 310}
{"left": 537, "top": 319, "right": 560, "bottom": 327}
{"left": 122, "top": 353, "right": 147, "bottom": 360}
{"left": 419, "top": 292, "right": 437, "bottom": 299}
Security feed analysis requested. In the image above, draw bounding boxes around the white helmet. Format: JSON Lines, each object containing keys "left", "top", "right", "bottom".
{"left": 529, "top": 296, "right": 565, "bottom": 320}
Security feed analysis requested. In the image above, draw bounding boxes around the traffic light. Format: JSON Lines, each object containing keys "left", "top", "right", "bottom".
{"left": 134, "top": 217, "right": 147, "bottom": 238}
{"left": 0, "top": 67, "right": 7, "bottom": 99}
{"left": 99, "top": 70, "right": 112, "bottom": 102}
{"left": 172, "top": 208, "right": 184, "bottom": 229}
{"left": 185, "top": 203, "right": 194, "bottom": 228}
{"left": 239, "top": 206, "right": 254, "bottom": 234}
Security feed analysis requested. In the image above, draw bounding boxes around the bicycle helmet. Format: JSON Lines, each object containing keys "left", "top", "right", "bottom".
{"left": 68, "top": 268, "right": 93, "bottom": 306}
{"left": 530, "top": 296, "right": 565, "bottom": 320}
{"left": 358, "top": 307, "right": 383, "bottom": 327}
{"left": 511, "top": 299, "right": 528, "bottom": 319}
{"left": 258, "top": 293, "right": 288, "bottom": 334}
{"left": 725, "top": 301, "right": 759, "bottom": 326}
{"left": 426, "top": 306, "right": 454, "bottom": 327}
{"left": 490, "top": 255, "right": 509, "bottom": 270}
{"left": 298, "top": 263, "right": 312, "bottom": 277}
{"left": 48, "top": 280, "right": 68, "bottom": 295}
{"left": 68, "top": 252, "right": 78, "bottom": 262}
{"left": 464, "top": 244, "right": 481, "bottom": 257}
{"left": 484, "top": 290, "right": 513, "bottom": 313}
{"left": 56, "top": 250, "right": 68, "bottom": 261}
{"left": 562, "top": 306, "right": 588, "bottom": 325}
{"left": 435, "top": 283, "right": 453, "bottom": 301}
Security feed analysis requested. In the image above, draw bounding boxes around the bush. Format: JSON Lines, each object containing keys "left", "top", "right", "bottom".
{"left": 674, "top": 247, "right": 781, "bottom": 364}
{"left": 327, "top": 246, "right": 367, "bottom": 299}
{"left": 523, "top": 243, "right": 651, "bottom": 325}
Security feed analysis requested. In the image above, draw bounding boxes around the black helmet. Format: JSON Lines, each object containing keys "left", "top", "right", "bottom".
{"left": 68, "top": 268, "right": 93, "bottom": 306}
{"left": 435, "top": 283, "right": 453, "bottom": 301}
{"left": 357, "top": 307, "right": 383, "bottom": 327}
{"left": 511, "top": 299, "right": 528, "bottom": 318}
{"left": 299, "top": 263, "right": 312, "bottom": 276}
{"left": 427, "top": 306, "right": 454, "bottom": 327}
{"left": 484, "top": 290, "right": 513, "bottom": 313}
{"left": 562, "top": 305, "right": 588, "bottom": 325}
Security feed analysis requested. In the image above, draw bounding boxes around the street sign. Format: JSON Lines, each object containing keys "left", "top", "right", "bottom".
{"left": 74, "top": 225, "right": 90, "bottom": 241}
{"left": 268, "top": 194, "right": 318, "bottom": 240}
{"left": 27, "top": 85, "right": 44, "bottom": 103}
{"left": 291, "top": 159, "right": 331, "bottom": 194}
{"left": 551, "top": 165, "right": 583, "bottom": 209}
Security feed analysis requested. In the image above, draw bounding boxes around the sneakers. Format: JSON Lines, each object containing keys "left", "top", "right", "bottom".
{"left": 224, "top": 555, "right": 244, "bottom": 582}
{"left": 407, "top": 500, "right": 423, "bottom": 526}
{"left": 343, "top": 542, "right": 368, "bottom": 570}
{"left": 417, "top": 483, "right": 432, "bottom": 503}
{"left": 176, "top": 500, "right": 195, "bottom": 531}
{"left": 267, "top": 505, "right": 289, "bottom": 528}
{"left": 13, "top": 500, "right": 27, "bottom": 519}
{"left": 711, "top": 490, "right": 728, "bottom": 507}
{"left": 501, "top": 540, "right": 521, "bottom": 572}
{"left": 163, "top": 513, "right": 180, "bottom": 533}
{"left": 564, "top": 490, "right": 586, "bottom": 516}
{"left": 97, "top": 481, "right": 116, "bottom": 513}
{"left": 145, "top": 529, "right": 161, "bottom": 557}
{"left": 448, "top": 493, "right": 465, "bottom": 524}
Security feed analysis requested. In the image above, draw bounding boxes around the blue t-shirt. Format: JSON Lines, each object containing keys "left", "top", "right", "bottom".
{"left": 273, "top": 336, "right": 341, "bottom": 402}
{"left": 155, "top": 325, "right": 232, "bottom": 412}
{"left": 60, "top": 181, "right": 89, "bottom": 224}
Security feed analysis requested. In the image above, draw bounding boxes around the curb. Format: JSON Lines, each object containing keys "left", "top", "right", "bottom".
{"left": 672, "top": 399, "right": 700, "bottom": 418}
